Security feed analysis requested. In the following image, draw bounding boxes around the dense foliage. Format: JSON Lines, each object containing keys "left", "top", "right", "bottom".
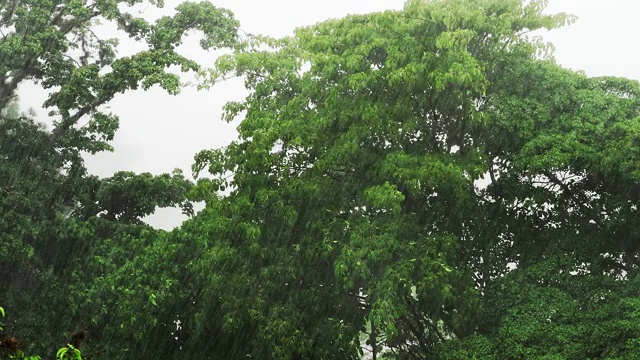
{"left": 2, "top": 0, "right": 640, "bottom": 359}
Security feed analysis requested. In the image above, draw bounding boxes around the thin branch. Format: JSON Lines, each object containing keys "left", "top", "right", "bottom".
{"left": 81, "top": 24, "right": 103, "bottom": 42}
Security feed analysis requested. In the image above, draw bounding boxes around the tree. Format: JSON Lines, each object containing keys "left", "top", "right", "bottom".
{"left": 188, "top": 0, "right": 606, "bottom": 358}
{"left": 0, "top": 0, "right": 239, "bottom": 356}
{"left": 434, "top": 52, "right": 640, "bottom": 359}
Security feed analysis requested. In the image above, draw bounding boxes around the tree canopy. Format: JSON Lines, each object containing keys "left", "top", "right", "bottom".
{"left": 2, "top": 0, "right": 640, "bottom": 359}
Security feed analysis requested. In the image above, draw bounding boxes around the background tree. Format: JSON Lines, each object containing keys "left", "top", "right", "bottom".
{"left": 0, "top": 0, "right": 239, "bottom": 357}
{"left": 434, "top": 53, "right": 640, "bottom": 359}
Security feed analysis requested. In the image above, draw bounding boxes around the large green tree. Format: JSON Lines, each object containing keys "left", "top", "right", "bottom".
{"left": 0, "top": 0, "right": 239, "bottom": 357}
{"left": 189, "top": 0, "right": 640, "bottom": 358}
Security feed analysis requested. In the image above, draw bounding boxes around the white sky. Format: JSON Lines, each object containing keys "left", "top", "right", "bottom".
{"left": 16, "top": 0, "right": 640, "bottom": 229}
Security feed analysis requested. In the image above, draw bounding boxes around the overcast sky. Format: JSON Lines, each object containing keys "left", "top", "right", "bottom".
{"left": 18, "top": 0, "right": 640, "bottom": 229}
